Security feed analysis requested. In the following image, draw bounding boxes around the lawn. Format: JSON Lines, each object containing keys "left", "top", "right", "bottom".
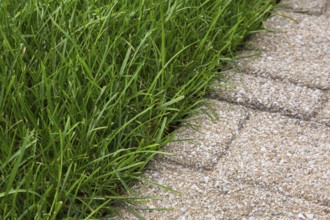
{"left": 0, "top": 0, "right": 277, "bottom": 218}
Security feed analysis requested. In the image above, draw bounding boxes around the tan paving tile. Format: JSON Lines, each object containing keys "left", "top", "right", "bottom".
{"left": 216, "top": 112, "right": 330, "bottom": 207}
{"left": 238, "top": 11, "right": 330, "bottom": 90}
{"left": 118, "top": 162, "right": 330, "bottom": 220}
{"left": 212, "top": 73, "right": 325, "bottom": 120}
{"left": 117, "top": 2, "right": 330, "bottom": 219}
{"left": 158, "top": 100, "right": 249, "bottom": 169}
{"left": 281, "top": 0, "right": 328, "bottom": 15}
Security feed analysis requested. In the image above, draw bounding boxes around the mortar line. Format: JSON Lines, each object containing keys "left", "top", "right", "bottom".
{"left": 241, "top": 68, "right": 330, "bottom": 92}
{"left": 208, "top": 97, "right": 330, "bottom": 128}
{"left": 216, "top": 109, "right": 251, "bottom": 161}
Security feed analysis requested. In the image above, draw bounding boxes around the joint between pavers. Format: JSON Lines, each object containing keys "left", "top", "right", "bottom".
{"left": 159, "top": 156, "right": 205, "bottom": 172}
{"left": 242, "top": 67, "right": 330, "bottom": 91}
{"left": 191, "top": 98, "right": 253, "bottom": 171}
{"left": 326, "top": 0, "right": 330, "bottom": 15}
{"left": 211, "top": 96, "right": 313, "bottom": 121}
{"left": 237, "top": 98, "right": 330, "bottom": 128}
{"left": 216, "top": 107, "right": 251, "bottom": 161}
{"left": 310, "top": 120, "right": 330, "bottom": 128}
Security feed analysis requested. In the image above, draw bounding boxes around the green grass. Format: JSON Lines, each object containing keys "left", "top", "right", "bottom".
{"left": 0, "top": 0, "right": 277, "bottom": 218}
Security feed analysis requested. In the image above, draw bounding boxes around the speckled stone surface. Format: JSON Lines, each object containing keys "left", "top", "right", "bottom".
{"left": 159, "top": 100, "right": 249, "bottom": 169}
{"left": 117, "top": 108, "right": 330, "bottom": 219}
{"left": 117, "top": 1, "right": 330, "bottom": 219}
{"left": 238, "top": 10, "right": 330, "bottom": 90}
{"left": 118, "top": 161, "right": 330, "bottom": 220}
{"left": 281, "top": 0, "right": 328, "bottom": 15}
{"left": 212, "top": 73, "right": 325, "bottom": 120}
{"left": 216, "top": 112, "right": 330, "bottom": 206}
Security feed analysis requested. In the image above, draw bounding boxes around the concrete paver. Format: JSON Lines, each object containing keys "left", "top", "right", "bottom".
{"left": 212, "top": 73, "right": 325, "bottom": 120}
{"left": 216, "top": 112, "right": 330, "bottom": 206}
{"left": 118, "top": 108, "right": 330, "bottom": 219}
{"left": 118, "top": 0, "right": 330, "bottom": 219}
{"left": 238, "top": 10, "right": 330, "bottom": 90}
{"left": 281, "top": 0, "right": 328, "bottom": 15}
{"left": 119, "top": 161, "right": 330, "bottom": 220}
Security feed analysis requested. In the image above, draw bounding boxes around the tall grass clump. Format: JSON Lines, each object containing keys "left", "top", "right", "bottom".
{"left": 0, "top": 0, "right": 277, "bottom": 218}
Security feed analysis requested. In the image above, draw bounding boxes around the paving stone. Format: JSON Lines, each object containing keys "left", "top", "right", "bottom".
{"left": 212, "top": 73, "right": 325, "bottom": 119}
{"left": 117, "top": 2, "right": 330, "bottom": 219}
{"left": 216, "top": 112, "right": 330, "bottom": 207}
{"left": 238, "top": 11, "right": 330, "bottom": 90}
{"left": 281, "top": 0, "right": 328, "bottom": 15}
{"left": 117, "top": 162, "right": 330, "bottom": 220}
{"left": 159, "top": 99, "right": 249, "bottom": 169}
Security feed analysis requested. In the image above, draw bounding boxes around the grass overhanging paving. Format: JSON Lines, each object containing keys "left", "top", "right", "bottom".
{"left": 0, "top": 0, "right": 277, "bottom": 218}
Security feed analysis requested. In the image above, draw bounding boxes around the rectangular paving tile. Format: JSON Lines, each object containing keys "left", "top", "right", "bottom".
{"left": 159, "top": 99, "right": 249, "bottom": 169}
{"left": 281, "top": 0, "right": 328, "bottom": 15}
{"left": 118, "top": 161, "right": 330, "bottom": 220}
{"left": 212, "top": 73, "right": 325, "bottom": 120}
{"left": 216, "top": 112, "right": 330, "bottom": 207}
{"left": 238, "top": 10, "right": 330, "bottom": 90}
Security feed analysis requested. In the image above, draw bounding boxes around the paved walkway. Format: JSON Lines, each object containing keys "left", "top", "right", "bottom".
{"left": 118, "top": 0, "right": 330, "bottom": 219}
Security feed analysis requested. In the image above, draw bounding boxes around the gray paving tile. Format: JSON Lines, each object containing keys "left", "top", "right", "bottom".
{"left": 216, "top": 112, "right": 330, "bottom": 206}
{"left": 159, "top": 99, "right": 249, "bottom": 169}
{"left": 238, "top": 11, "right": 330, "bottom": 90}
{"left": 281, "top": 0, "right": 328, "bottom": 15}
{"left": 117, "top": 2, "right": 330, "bottom": 219}
{"left": 212, "top": 73, "right": 325, "bottom": 120}
{"left": 118, "top": 161, "right": 330, "bottom": 220}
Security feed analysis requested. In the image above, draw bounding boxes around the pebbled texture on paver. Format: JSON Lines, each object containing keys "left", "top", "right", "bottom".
{"left": 211, "top": 72, "right": 325, "bottom": 120}
{"left": 216, "top": 112, "right": 330, "bottom": 207}
{"left": 238, "top": 10, "right": 330, "bottom": 90}
{"left": 158, "top": 99, "right": 249, "bottom": 169}
{"left": 118, "top": 109, "right": 330, "bottom": 219}
{"left": 118, "top": 161, "right": 330, "bottom": 220}
{"left": 280, "top": 0, "right": 328, "bottom": 15}
{"left": 117, "top": 0, "right": 330, "bottom": 219}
